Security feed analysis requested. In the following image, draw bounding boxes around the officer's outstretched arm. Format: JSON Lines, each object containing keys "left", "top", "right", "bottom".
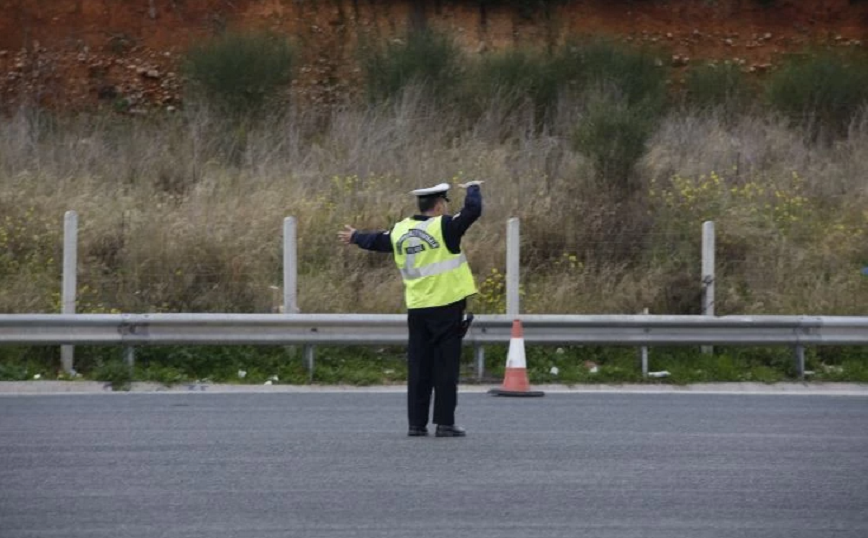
{"left": 338, "top": 225, "right": 393, "bottom": 253}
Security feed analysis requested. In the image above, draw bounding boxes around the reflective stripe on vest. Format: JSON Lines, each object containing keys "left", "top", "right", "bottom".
{"left": 400, "top": 252, "right": 468, "bottom": 280}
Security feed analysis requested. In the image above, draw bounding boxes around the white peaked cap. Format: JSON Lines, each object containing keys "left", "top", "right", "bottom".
{"left": 410, "top": 182, "right": 450, "bottom": 197}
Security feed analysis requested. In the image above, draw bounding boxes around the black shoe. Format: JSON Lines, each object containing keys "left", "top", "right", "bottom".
{"left": 435, "top": 424, "right": 466, "bottom": 437}
{"left": 408, "top": 426, "right": 428, "bottom": 437}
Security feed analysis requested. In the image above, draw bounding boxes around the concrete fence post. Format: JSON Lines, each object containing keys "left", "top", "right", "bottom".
{"left": 506, "top": 218, "right": 520, "bottom": 318}
{"left": 61, "top": 211, "right": 78, "bottom": 375}
{"left": 701, "top": 221, "right": 716, "bottom": 355}
{"left": 283, "top": 217, "right": 299, "bottom": 314}
{"left": 283, "top": 217, "right": 304, "bottom": 375}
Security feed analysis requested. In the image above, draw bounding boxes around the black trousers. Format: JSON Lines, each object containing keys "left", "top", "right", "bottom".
{"left": 406, "top": 299, "right": 465, "bottom": 427}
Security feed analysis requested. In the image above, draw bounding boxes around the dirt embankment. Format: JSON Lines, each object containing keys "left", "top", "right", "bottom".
{"left": 0, "top": 0, "right": 866, "bottom": 110}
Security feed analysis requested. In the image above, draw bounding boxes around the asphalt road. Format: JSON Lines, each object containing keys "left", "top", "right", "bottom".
{"left": 1, "top": 392, "right": 867, "bottom": 538}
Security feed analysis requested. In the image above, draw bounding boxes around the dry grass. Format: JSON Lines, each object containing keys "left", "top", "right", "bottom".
{"left": 1, "top": 97, "right": 866, "bottom": 315}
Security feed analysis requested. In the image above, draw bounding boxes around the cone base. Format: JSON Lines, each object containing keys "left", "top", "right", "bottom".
{"left": 488, "top": 388, "right": 545, "bottom": 398}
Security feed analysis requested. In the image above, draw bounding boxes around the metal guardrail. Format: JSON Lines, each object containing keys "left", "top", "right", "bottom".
{"left": 2, "top": 313, "right": 868, "bottom": 346}
{"left": 2, "top": 314, "right": 867, "bottom": 379}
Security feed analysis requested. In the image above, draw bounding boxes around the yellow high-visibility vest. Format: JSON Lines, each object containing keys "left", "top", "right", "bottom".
{"left": 390, "top": 216, "right": 477, "bottom": 309}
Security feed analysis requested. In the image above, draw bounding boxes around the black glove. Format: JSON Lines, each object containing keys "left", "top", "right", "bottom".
{"left": 458, "top": 312, "right": 474, "bottom": 339}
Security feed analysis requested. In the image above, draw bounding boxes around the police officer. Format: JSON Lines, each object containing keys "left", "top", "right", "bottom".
{"left": 337, "top": 180, "right": 483, "bottom": 437}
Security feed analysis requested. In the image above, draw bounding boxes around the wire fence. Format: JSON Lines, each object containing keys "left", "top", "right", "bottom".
{"left": 2, "top": 214, "right": 866, "bottom": 316}
{"left": 514, "top": 226, "right": 866, "bottom": 316}
{"left": 75, "top": 224, "right": 283, "bottom": 314}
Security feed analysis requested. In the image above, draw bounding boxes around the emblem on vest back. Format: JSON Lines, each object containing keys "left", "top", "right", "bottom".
{"left": 396, "top": 229, "right": 440, "bottom": 255}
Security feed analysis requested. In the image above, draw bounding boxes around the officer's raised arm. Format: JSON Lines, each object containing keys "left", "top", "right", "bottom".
{"left": 443, "top": 180, "right": 484, "bottom": 248}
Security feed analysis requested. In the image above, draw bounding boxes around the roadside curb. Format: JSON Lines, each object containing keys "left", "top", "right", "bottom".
{"left": 0, "top": 381, "right": 866, "bottom": 396}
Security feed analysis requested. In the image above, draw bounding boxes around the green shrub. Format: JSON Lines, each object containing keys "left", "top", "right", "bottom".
{"left": 685, "top": 62, "right": 750, "bottom": 111}
{"left": 479, "top": 0, "right": 565, "bottom": 20}
{"left": 766, "top": 51, "right": 868, "bottom": 138}
{"left": 93, "top": 358, "right": 133, "bottom": 391}
{"left": 464, "top": 49, "right": 560, "bottom": 123}
{"left": 573, "top": 90, "right": 661, "bottom": 194}
{"left": 558, "top": 40, "right": 666, "bottom": 193}
{"left": 557, "top": 39, "right": 667, "bottom": 106}
{"left": 183, "top": 31, "right": 296, "bottom": 115}
{"left": 361, "top": 30, "right": 461, "bottom": 103}
{"left": 0, "top": 348, "right": 36, "bottom": 380}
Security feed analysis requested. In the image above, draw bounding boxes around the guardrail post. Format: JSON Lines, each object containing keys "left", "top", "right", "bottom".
{"left": 475, "top": 344, "right": 485, "bottom": 382}
{"left": 639, "top": 308, "right": 649, "bottom": 377}
{"left": 506, "top": 218, "right": 520, "bottom": 317}
{"left": 795, "top": 345, "right": 805, "bottom": 381}
{"left": 283, "top": 217, "right": 299, "bottom": 314}
{"left": 701, "top": 221, "right": 715, "bottom": 355}
{"left": 124, "top": 346, "right": 135, "bottom": 371}
{"left": 303, "top": 344, "right": 315, "bottom": 380}
{"left": 61, "top": 211, "right": 78, "bottom": 375}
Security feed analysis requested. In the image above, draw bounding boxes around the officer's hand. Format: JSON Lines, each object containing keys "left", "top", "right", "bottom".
{"left": 337, "top": 225, "right": 356, "bottom": 245}
{"left": 458, "top": 180, "right": 484, "bottom": 189}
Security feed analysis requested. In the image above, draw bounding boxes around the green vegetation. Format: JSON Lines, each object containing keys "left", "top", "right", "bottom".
{"left": 2, "top": 344, "right": 866, "bottom": 389}
{"left": 361, "top": 30, "right": 462, "bottom": 103}
{"left": 92, "top": 358, "right": 134, "bottom": 391}
{"left": 558, "top": 39, "right": 666, "bottom": 107}
{"left": 479, "top": 0, "right": 566, "bottom": 20}
{"left": 766, "top": 51, "right": 868, "bottom": 139}
{"left": 685, "top": 62, "right": 751, "bottom": 113}
{"left": 183, "top": 31, "right": 296, "bottom": 115}
{"left": 465, "top": 48, "right": 561, "bottom": 124}
{"left": 2, "top": 34, "right": 868, "bottom": 384}
{"left": 573, "top": 91, "right": 661, "bottom": 194}
{"left": 364, "top": 35, "right": 669, "bottom": 192}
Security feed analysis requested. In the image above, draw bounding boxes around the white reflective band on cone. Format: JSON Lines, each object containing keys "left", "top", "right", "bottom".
{"left": 505, "top": 337, "right": 526, "bottom": 368}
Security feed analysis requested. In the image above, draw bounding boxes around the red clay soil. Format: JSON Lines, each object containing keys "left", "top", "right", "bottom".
{"left": 0, "top": 0, "right": 866, "bottom": 110}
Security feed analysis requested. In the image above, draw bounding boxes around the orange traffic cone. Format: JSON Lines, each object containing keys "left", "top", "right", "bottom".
{"left": 489, "top": 319, "right": 545, "bottom": 397}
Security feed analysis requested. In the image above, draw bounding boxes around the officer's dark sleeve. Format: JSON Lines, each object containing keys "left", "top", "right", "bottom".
{"left": 351, "top": 230, "right": 394, "bottom": 253}
{"left": 443, "top": 185, "right": 482, "bottom": 253}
